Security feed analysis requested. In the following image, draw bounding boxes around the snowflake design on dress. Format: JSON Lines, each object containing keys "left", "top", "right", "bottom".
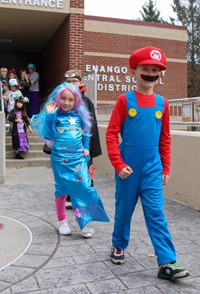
{"left": 68, "top": 116, "right": 76, "bottom": 126}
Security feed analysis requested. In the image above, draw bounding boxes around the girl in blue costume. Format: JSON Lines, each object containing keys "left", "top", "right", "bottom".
{"left": 31, "top": 83, "right": 109, "bottom": 236}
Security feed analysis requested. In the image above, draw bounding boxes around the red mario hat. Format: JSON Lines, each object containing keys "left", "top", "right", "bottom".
{"left": 129, "top": 46, "right": 167, "bottom": 70}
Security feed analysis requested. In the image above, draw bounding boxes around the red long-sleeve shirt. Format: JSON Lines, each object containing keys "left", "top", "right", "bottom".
{"left": 106, "top": 90, "right": 171, "bottom": 175}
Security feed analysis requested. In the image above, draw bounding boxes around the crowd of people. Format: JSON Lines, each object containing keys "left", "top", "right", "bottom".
{"left": 0, "top": 64, "right": 39, "bottom": 159}
{"left": 0, "top": 64, "right": 40, "bottom": 118}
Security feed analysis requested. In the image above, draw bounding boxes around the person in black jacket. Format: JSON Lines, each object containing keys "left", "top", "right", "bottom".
{"left": 64, "top": 69, "right": 102, "bottom": 210}
{"left": 8, "top": 98, "right": 33, "bottom": 159}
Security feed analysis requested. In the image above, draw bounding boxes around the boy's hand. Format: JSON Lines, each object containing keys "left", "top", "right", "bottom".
{"left": 83, "top": 149, "right": 89, "bottom": 156}
{"left": 162, "top": 174, "right": 169, "bottom": 185}
{"left": 119, "top": 166, "right": 133, "bottom": 179}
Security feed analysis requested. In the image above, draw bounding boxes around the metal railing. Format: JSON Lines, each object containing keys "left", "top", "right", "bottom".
{"left": 96, "top": 97, "right": 200, "bottom": 126}
{"left": 95, "top": 105, "right": 114, "bottom": 122}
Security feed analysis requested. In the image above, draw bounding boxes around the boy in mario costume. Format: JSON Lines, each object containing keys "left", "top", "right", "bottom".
{"left": 106, "top": 46, "right": 189, "bottom": 280}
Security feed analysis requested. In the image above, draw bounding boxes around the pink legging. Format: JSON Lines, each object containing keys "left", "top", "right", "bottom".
{"left": 55, "top": 195, "right": 66, "bottom": 222}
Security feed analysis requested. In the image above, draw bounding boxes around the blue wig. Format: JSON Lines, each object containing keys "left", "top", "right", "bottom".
{"left": 31, "top": 83, "right": 92, "bottom": 142}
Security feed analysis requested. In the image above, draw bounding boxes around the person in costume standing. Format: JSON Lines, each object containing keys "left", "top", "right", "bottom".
{"left": 64, "top": 69, "right": 102, "bottom": 209}
{"left": 2, "top": 78, "right": 23, "bottom": 116}
{"left": 8, "top": 98, "right": 33, "bottom": 159}
{"left": 27, "top": 63, "right": 39, "bottom": 117}
{"left": 31, "top": 83, "right": 109, "bottom": 237}
{"left": 106, "top": 46, "right": 189, "bottom": 280}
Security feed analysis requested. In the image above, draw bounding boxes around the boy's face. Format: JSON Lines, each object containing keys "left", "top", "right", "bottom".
{"left": 60, "top": 89, "right": 75, "bottom": 112}
{"left": 10, "top": 85, "right": 17, "bottom": 91}
{"left": 131, "top": 64, "right": 161, "bottom": 91}
{"left": 65, "top": 77, "right": 82, "bottom": 88}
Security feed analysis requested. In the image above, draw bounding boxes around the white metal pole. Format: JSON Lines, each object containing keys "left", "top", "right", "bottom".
{"left": 0, "top": 84, "right": 6, "bottom": 183}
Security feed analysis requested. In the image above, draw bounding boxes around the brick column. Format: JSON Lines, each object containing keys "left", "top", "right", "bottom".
{"left": 41, "top": 0, "right": 85, "bottom": 97}
{"left": 68, "top": 0, "right": 85, "bottom": 70}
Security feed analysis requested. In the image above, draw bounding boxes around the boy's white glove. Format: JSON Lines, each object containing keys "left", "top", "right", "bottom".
{"left": 23, "top": 97, "right": 29, "bottom": 103}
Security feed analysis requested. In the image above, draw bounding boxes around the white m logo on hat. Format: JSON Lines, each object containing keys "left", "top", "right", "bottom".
{"left": 150, "top": 50, "right": 162, "bottom": 61}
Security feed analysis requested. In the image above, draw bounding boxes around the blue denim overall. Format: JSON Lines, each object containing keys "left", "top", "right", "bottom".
{"left": 112, "top": 91, "right": 176, "bottom": 265}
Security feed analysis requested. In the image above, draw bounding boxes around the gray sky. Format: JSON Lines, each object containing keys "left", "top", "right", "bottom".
{"left": 85, "top": 0, "right": 176, "bottom": 22}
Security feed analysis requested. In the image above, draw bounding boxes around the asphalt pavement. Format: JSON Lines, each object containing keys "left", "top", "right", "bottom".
{"left": 0, "top": 167, "right": 200, "bottom": 293}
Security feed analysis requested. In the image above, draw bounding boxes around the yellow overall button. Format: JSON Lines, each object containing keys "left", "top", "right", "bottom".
{"left": 155, "top": 110, "right": 163, "bottom": 119}
{"left": 128, "top": 108, "right": 137, "bottom": 117}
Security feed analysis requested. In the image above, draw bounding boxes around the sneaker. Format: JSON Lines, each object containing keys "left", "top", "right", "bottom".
{"left": 65, "top": 196, "right": 72, "bottom": 209}
{"left": 158, "top": 262, "right": 190, "bottom": 280}
{"left": 110, "top": 247, "right": 125, "bottom": 265}
{"left": 57, "top": 220, "right": 71, "bottom": 235}
{"left": 81, "top": 226, "right": 95, "bottom": 238}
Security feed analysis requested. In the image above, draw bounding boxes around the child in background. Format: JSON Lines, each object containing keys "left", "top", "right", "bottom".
{"left": 64, "top": 69, "right": 102, "bottom": 209}
{"left": 2, "top": 82, "right": 9, "bottom": 115}
{"left": 19, "top": 69, "right": 31, "bottom": 98}
{"left": 19, "top": 69, "right": 31, "bottom": 117}
{"left": 8, "top": 98, "right": 33, "bottom": 159}
{"left": 106, "top": 46, "right": 189, "bottom": 280}
{"left": 31, "top": 83, "right": 109, "bottom": 237}
{"left": 8, "top": 68, "right": 18, "bottom": 81}
{"left": 0, "top": 67, "right": 8, "bottom": 86}
{"left": 2, "top": 79, "right": 23, "bottom": 115}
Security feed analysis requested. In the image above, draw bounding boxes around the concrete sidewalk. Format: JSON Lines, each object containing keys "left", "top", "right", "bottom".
{"left": 0, "top": 167, "right": 200, "bottom": 293}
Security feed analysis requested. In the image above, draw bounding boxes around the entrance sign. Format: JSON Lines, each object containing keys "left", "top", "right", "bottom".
{"left": 0, "top": 0, "right": 69, "bottom": 12}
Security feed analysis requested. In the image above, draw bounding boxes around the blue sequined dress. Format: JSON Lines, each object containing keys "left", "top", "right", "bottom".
{"left": 44, "top": 110, "right": 110, "bottom": 230}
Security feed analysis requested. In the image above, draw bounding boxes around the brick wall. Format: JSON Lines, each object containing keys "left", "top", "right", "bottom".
{"left": 68, "top": 12, "right": 85, "bottom": 70}
{"left": 84, "top": 16, "right": 188, "bottom": 103}
{"left": 41, "top": 4, "right": 188, "bottom": 104}
{"left": 70, "top": 0, "right": 84, "bottom": 8}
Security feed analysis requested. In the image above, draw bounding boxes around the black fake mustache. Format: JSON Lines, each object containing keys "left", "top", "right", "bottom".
{"left": 141, "top": 74, "right": 159, "bottom": 82}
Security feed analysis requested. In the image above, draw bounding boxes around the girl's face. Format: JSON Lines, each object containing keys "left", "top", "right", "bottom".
{"left": 1, "top": 70, "right": 7, "bottom": 77}
{"left": 16, "top": 101, "right": 23, "bottom": 109}
{"left": 60, "top": 90, "right": 75, "bottom": 112}
{"left": 9, "top": 73, "right": 16, "bottom": 79}
{"left": 21, "top": 71, "right": 27, "bottom": 77}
